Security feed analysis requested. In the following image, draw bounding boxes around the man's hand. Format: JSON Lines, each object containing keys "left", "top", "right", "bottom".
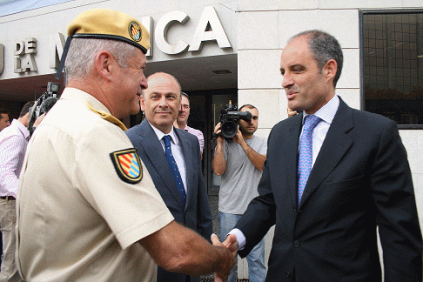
{"left": 211, "top": 234, "right": 237, "bottom": 282}
{"left": 214, "top": 122, "right": 224, "bottom": 144}
{"left": 232, "top": 129, "right": 245, "bottom": 145}
{"left": 287, "top": 107, "right": 298, "bottom": 117}
{"left": 222, "top": 234, "right": 238, "bottom": 256}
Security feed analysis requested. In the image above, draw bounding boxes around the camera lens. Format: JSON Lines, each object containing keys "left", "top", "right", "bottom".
{"left": 221, "top": 121, "right": 238, "bottom": 139}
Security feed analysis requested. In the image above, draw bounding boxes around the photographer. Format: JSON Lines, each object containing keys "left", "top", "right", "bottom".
{"left": 213, "top": 104, "right": 267, "bottom": 282}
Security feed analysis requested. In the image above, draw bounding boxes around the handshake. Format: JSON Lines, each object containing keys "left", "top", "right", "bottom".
{"left": 210, "top": 233, "right": 239, "bottom": 282}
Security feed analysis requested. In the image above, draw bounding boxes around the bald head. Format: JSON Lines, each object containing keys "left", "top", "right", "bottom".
{"left": 143, "top": 72, "right": 181, "bottom": 98}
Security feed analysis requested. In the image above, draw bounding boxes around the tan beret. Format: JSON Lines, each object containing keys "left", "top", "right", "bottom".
{"left": 67, "top": 9, "right": 150, "bottom": 53}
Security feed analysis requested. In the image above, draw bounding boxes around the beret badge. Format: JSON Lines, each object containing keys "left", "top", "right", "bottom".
{"left": 129, "top": 21, "right": 142, "bottom": 42}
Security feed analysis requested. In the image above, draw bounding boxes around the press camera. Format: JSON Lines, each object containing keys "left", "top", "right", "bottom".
{"left": 217, "top": 101, "right": 252, "bottom": 139}
{"left": 28, "top": 82, "right": 60, "bottom": 134}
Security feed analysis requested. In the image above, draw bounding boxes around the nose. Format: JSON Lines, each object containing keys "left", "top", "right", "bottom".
{"left": 158, "top": 96, "right": 168, "bottom": 108}
{"left": 140, "top": 74, "right": 148, "bottom": 90}
{"left": 282, "top": 73, "right": 294, "bottom": 89}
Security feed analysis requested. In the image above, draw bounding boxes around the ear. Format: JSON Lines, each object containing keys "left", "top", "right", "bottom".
{"left": 322, "top": 59, "right": 337, "bottom": 82}
{"left": 140, "top": 95, "right": 146, "bottom": 112}
{"left": 95, "top": 51, "right": 115, "bottom": 81}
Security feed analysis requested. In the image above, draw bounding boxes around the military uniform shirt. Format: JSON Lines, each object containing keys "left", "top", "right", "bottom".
{"left": 16, "top": 88, "right": 173, "bottom": 282}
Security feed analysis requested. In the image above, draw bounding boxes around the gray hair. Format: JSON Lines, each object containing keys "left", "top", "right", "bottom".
{"left": 289, "top": 30, "right": 343, "bottom": 87}
{"left": 65, "top": 38, "right": 138, "bottom": 82}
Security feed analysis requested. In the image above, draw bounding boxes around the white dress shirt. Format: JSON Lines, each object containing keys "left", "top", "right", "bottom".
{"left": 150, "top": 123, "right": 187, "bottom": 192}
{"left": 0, "top": 119, "right": 30, "bottom": 197}
{"left": 300, "top": 94, "right": 340, "bottom": 165}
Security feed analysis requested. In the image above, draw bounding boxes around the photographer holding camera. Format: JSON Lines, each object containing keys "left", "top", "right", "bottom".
{"left": 213, "top": 104, "right": 267, "bottom": 282}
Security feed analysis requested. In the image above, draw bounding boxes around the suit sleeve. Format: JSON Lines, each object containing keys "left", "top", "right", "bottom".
{"left": 196, "top": 178, "right": 213, "bottom": 241}
{"left": 371, "top": 120, "right": 422, "bottom": 281}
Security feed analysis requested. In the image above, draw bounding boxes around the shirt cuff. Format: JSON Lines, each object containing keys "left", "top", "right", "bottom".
{"left": 228, "top": 228, "right": 246, "bottom": 250}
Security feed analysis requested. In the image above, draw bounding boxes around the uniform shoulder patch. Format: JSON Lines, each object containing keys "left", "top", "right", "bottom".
{"left": 110, "top": 148, "right": 143, "bottom": 184}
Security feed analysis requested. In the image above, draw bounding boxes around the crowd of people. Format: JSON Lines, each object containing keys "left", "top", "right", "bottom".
{"left": 0, "top": 8, "right": 421, "bottom": 282}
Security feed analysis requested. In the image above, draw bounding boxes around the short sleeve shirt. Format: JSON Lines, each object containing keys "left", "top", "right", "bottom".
{"left": 16, "top": 88, "right": 173, "bottom": 282}
{"left": 184, "top": 125, "right": 204, "bottom": 153}
{"left": 218, "top": 135, "right": 267, "bottom": 214}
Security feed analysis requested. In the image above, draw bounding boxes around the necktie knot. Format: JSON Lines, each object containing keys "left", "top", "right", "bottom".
{"left": 303, "top": 115, "right": 321, "bottom": 134}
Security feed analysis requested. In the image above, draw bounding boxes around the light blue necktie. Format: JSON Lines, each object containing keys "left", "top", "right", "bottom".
{"left": 163, "top": 135, "right": 186, "bottom": 206}
{"left": 297, "top": 115, "right": 321, "bottom": 205}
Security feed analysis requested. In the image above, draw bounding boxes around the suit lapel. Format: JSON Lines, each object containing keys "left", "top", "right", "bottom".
{"left": 299, "top": 99, "right": 354, "bottom": 207}
{"left": 138, "top": 120, "right": 185, "bottom": 208}
{"left": 284, "top": 114, "right": 303, "bottom": 209}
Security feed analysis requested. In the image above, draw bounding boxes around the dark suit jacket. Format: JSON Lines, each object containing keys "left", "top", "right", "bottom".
{"left": 236, "top": 98, "right": 423, "bottom": 282}
{"left": 126, "top": 119, "right": 213, "bottom": 282}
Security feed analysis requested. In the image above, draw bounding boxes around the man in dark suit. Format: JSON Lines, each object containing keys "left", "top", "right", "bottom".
{"left": 126, "top": 72, "right": 213, "bottom": 282}
{"left": 228, "top": 30, "right": 423, "bottom": 281}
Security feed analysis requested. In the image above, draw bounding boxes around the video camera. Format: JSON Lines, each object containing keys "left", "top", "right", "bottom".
{"left": 216, "top": 101, "right": 252, "bottom": 139}
{"left": 28, "top": 82, "right": 60, "bottom": 134}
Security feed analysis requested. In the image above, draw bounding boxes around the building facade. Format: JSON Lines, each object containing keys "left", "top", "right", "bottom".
{"left": 1, "top": 0, "right": 422, "bottom": 279}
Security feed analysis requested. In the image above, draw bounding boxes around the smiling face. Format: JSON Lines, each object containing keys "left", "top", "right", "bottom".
{"left": 280, "top": 35, "right": 334, "bottom": 114}
{"left": 140, "top": 72, "right": 181, "bottom": 134}
{"left": 113, "top": 49, "right": 148, "bottom": 118}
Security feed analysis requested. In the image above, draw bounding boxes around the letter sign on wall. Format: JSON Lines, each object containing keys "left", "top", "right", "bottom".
{"left": 49, "top": 33, "right": 65, "bottom": 69}
{"left": 155, "top": 10, "right": 190, "bottom": 55}
{"left": 189, "top": 6, "right": 231, "bottom": 51}
{"left": 14, "top": 37, "right": 38, "bottom": 73}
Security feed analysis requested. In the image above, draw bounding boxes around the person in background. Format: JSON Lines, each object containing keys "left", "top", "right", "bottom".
{"left": 127, "top": 72, "right": 212, "bottom": 282}
{"left": 0, "top": 108, "right": 10, "bottom": 269}
{"left": 173, "top": 92, "right": 205, "bottom": 160}
{"left": 227, "top": 29, "right": 422, "bottom": 281}
{"left": 16, "top": 9, "right": 236, "bottom": 282}
{"left": 0, "top": 108, "right": 10, "bottom": 132}
{"left": 0, "top": 101, "right": 33, "bottom": 282}
{"left": 213, "top": 104, "right": 267, "bottom": 282}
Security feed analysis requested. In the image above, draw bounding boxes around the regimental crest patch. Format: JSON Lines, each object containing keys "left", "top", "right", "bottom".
{"left": 128, "top": 21, "right": 142, "bottom": 42}
{"left": 110, "top": 148, "right": 143, "bottom": 184}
